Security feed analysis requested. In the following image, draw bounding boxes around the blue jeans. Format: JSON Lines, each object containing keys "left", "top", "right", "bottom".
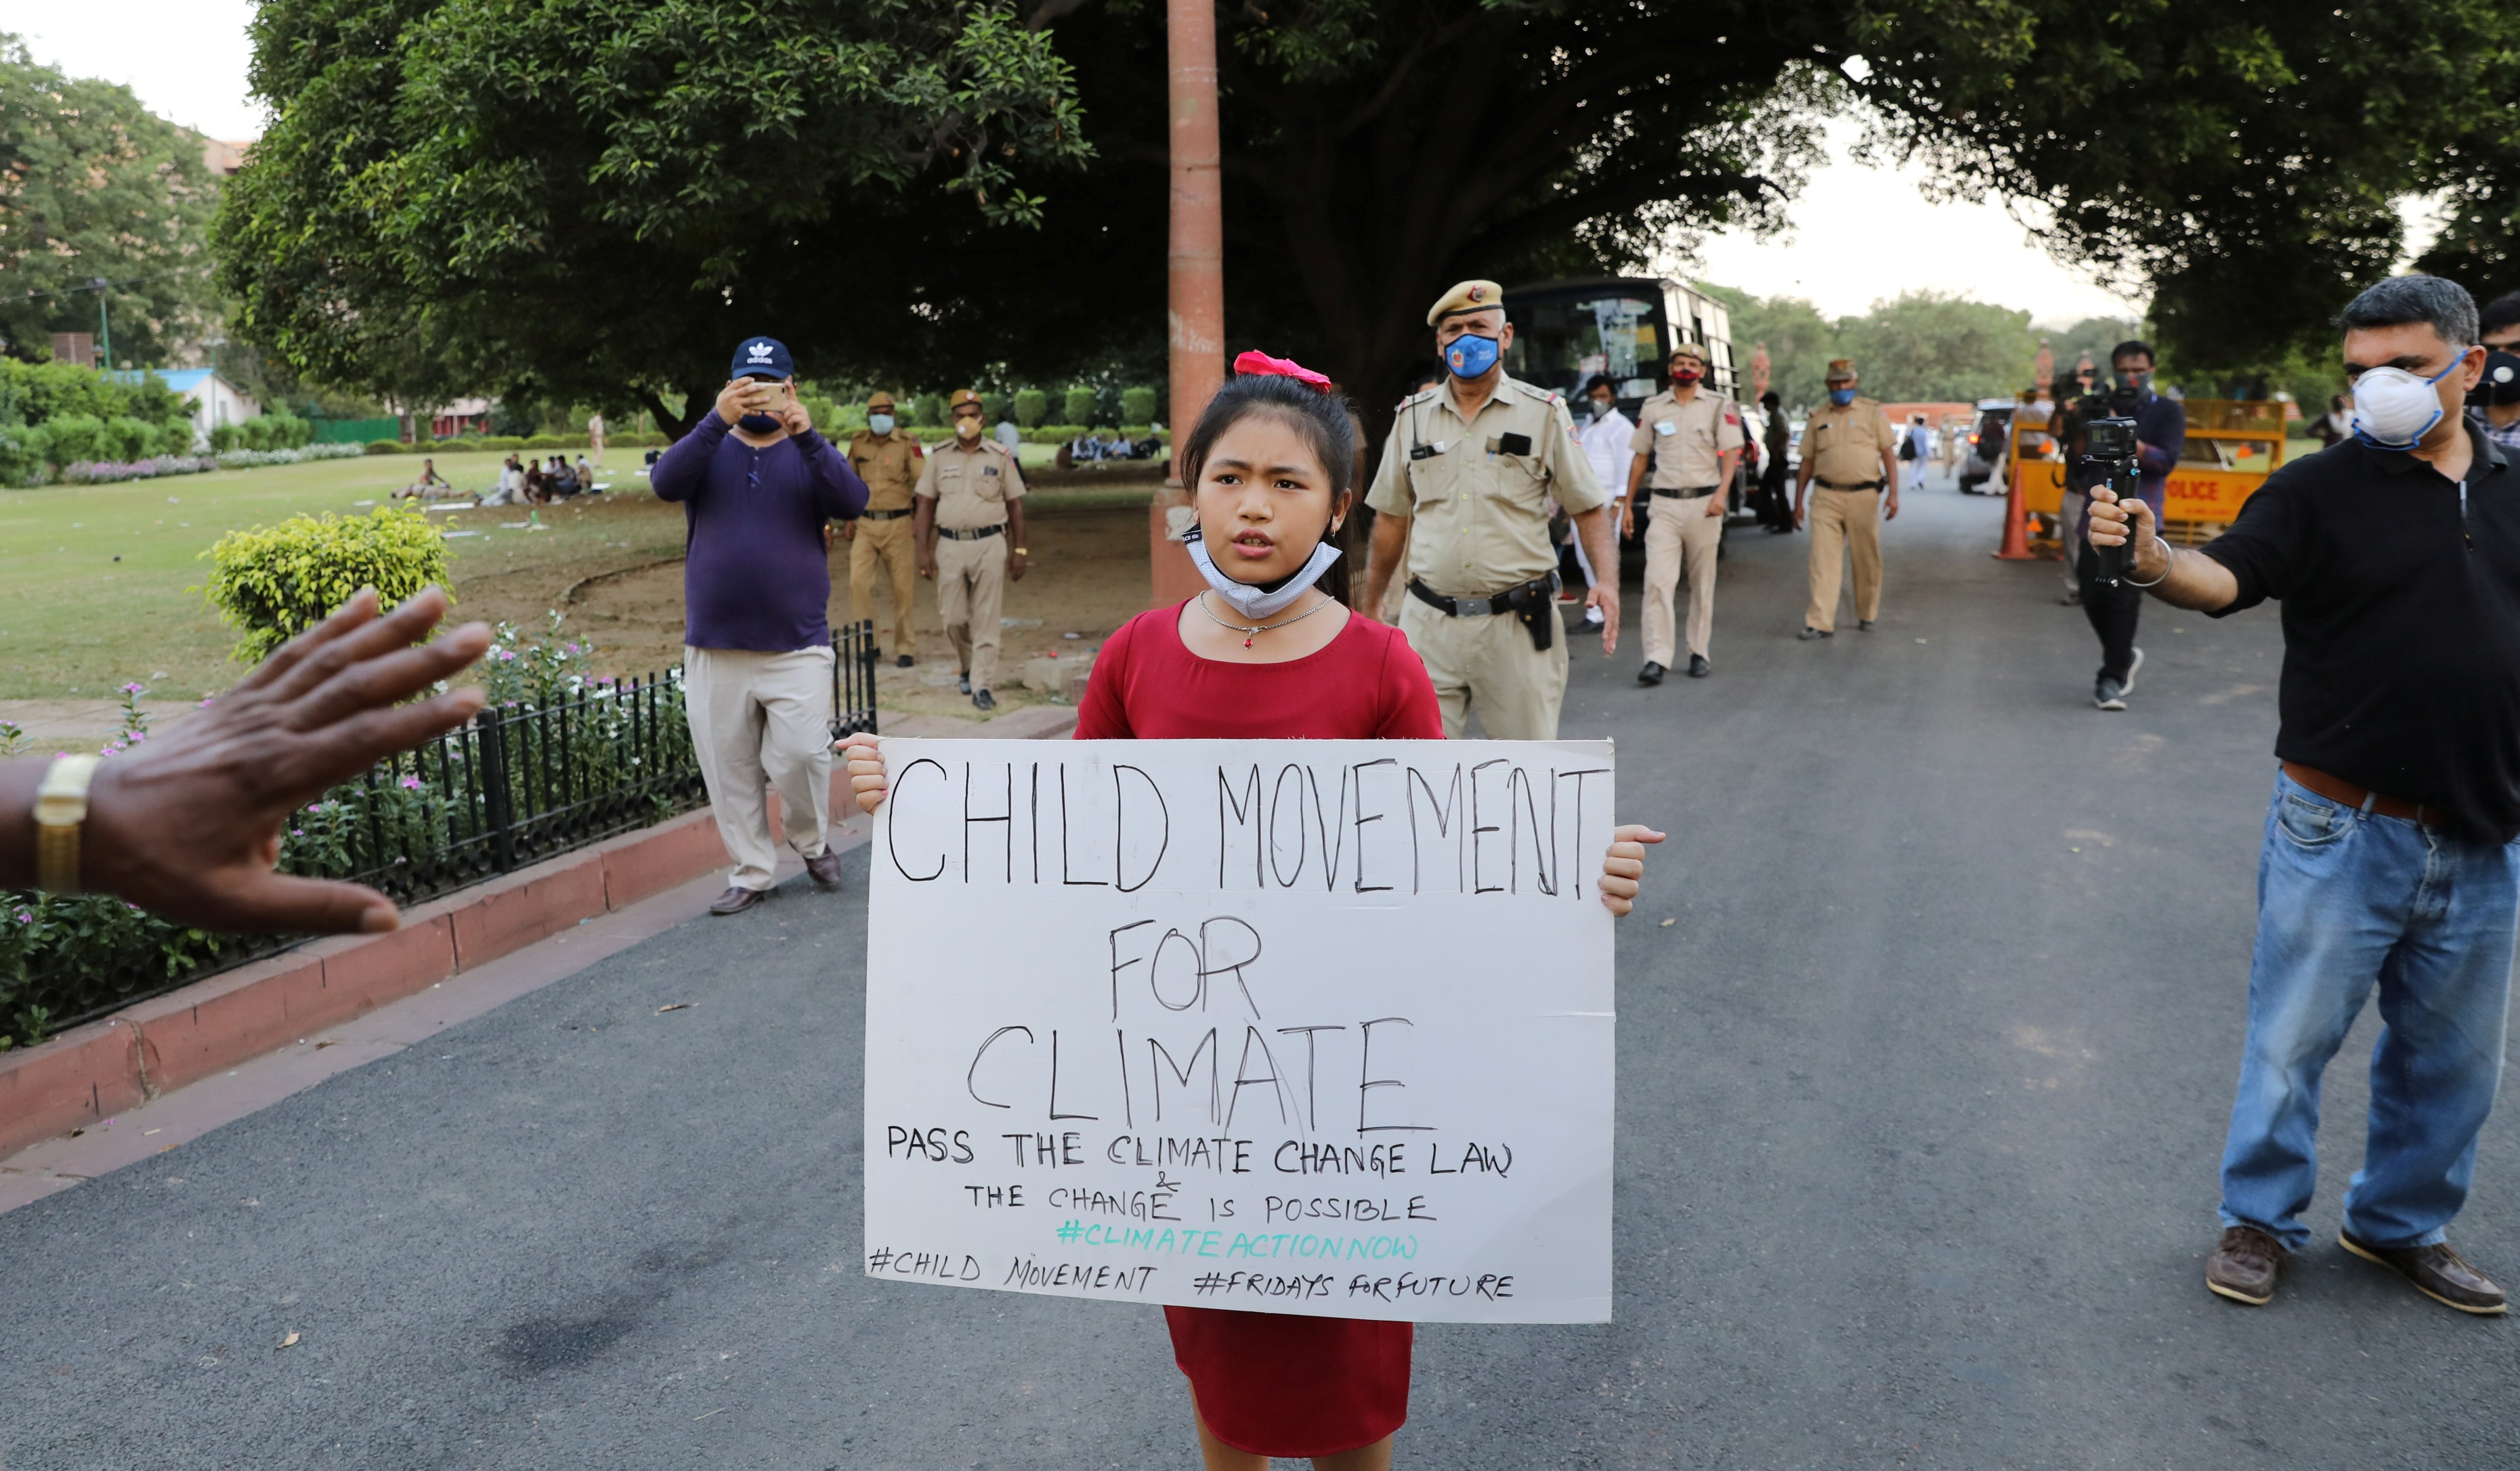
{"left": 2219, "top": 770, "right": 2519, "bottom": 1251}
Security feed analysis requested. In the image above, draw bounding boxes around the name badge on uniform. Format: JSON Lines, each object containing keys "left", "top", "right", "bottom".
{"left": 981, "top": 465, "right": 999, "bottom": 477}
{"left": 1654, "top": 420, "right": 1677, "bottom": 438}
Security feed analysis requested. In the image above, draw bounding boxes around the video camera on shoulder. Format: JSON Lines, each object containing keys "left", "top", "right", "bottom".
{"left": 2080, "top": 415, "right": 2141, "bottom": 582}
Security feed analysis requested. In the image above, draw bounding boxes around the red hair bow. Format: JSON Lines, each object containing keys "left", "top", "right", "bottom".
{"left": 1233, "top": 350, "right": 1333, "bottom": 393}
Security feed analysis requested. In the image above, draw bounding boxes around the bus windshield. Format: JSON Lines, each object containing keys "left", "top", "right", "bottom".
{"left": 1507, "top": 292, "right": 1664, "bottom": 405}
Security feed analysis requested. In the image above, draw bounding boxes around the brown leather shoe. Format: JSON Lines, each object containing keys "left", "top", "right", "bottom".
{"left": 2340, "top": 1230, "right": 2509, "bottom": 1314}
{"left": 2206, "top": 1225, "right": 2284, "bottom": 1306}
{"left": 803, "top": 848, "right": 844, "bottom": 888}
{"left": 709, "top": 885, "right": 766, "bottom": 916}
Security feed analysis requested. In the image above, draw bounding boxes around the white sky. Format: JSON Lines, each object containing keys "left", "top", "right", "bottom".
{"left": 1681, "top": 119, "right": 2147, "bottom": 328}
{"left": 13, "top": 2, "right": 266, "bottom": 140}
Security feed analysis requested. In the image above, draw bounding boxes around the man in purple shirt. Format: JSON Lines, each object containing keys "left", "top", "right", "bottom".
{"left": 652, "top": 336, "right": 869, "bottom": 916}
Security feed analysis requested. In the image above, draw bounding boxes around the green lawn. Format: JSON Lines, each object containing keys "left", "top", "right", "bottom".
{"left": 0, "top": 452, "right": 671, "bottom": 701}
{"left": 0, "top": 447, "right": 1160, "bottom": 702}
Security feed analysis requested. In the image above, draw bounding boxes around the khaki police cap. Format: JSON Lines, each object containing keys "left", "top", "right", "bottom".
{"left": 1668, "top": 341, "right": 1709, "bottom": 363}
{"left": 867, "top": 391, "right": 897, "bottom": 411}
{"left": 948, "top": 389, "right": 984, "bottom": 410}
{"left": 1427, "top": 279, "right": 1507, "bottom": 326}
{"left": 1825, "top": 358, "right": 1858, "bottom": 382}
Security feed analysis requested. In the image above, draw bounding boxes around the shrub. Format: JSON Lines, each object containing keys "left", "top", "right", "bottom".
{"left": 263, "top": 410, "right": 314, "bottom": 449}
{"left": 522, "top": 433, "right": 566, "bottom": 449}
{"left": 203, "top": 505, "right": 452, "bottom": 662}
{"left": 636, "top": 430, "right": 670, "bottom": 446}
{"left": 1014, "top": 389, "right": 1048, "bottom": 428}
{"left": 477, "top": 435, "right": 523, "bottom": 452}
{"left": 41, "top": 413, "right": 104, "bottom": 466}
{"left": 1063, "top": 387, "right": 1097, "bottom": 426}
{"left": 365, "top": 438, "right": 406, "bottom": 454}
{"left": 1121, "top": 387, "right": 1158, "bottom": 425}
{"left": 100, "top": 416, "right": 158, "bottom": 461}
{"left": 59, "top": 456, "right": 217, "bottom": 484}
{"left": 206, "top": 423, "right": 243, "bottom": 454}
{"left": 0, "top": 423, "right": 52, "bottom": 485}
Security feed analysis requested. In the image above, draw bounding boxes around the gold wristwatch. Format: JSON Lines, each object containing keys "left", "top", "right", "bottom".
{"left": 33, "top": 754, "right": 103, "bottom": 895}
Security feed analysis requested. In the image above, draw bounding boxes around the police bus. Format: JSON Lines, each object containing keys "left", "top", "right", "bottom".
{"left": 1503, "top": 277, "right": 1745, "bottom": 560}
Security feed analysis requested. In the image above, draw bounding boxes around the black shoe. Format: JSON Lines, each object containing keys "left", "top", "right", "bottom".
{"left": 1798, "top": 626, "right": 1832, "bottom": 641}
{"left": 958, "top": 671, "right": 971, "bottom": 694}
{"left": 2340, "top": 1229, "right": 2509, "bottom": 1314}
{"left": 709, "top": 885, "right": 767, "bottom": 916}
{"left": 803, "top": 849, "right": 844, "bottom": 888}
{"left": 1688, "top": 654, "right": 1710, "bottom": 678}
{"left": 1858, "top": 619, "right": 1876, "bottom": 631}
{"left": 896, "top": 653, "right": 914, "bottom": 669}
{"left": 972, "top": 688, "right": 997, "bottom": 712}
{"left": 1637, "top": 661, "right": 1665, "bottom": 686}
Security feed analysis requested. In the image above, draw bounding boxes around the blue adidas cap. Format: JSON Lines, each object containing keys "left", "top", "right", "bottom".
{"left": 731, "top": 336, "right": 794, "bottom": 380}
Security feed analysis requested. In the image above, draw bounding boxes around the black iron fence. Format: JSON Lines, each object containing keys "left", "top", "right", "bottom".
{"left": 10, "top": 634, "right": 882, "bottom": 1038}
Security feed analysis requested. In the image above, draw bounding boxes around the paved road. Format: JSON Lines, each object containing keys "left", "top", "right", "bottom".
{"left": 7, "top": 482, "right": 2518, "bottom": 1469}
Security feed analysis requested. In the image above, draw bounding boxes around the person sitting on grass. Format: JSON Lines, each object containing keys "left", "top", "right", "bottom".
{"left": 394, "top": 457, "right": 460, "bottom": 500}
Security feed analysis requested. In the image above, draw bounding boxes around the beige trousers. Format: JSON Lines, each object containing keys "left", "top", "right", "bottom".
{"left": 1642, "top": 495, "right": 1723, "bottom": 665}
{"left": 1805, "top": 488, "right": 1884, "bottom": 632}
{"left": 1397, "top": 594, "right": 1569, "bottom": 740}
{"left": 682, "top": 644, "right": 834, "bottom": 892}
{"left": 935, "top": 533, "right": 1009, "bottom": 690}
{"left": 848, "top": 515, "right": 919, "bottom": 655}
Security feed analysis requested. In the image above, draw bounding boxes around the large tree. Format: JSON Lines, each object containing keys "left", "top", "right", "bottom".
{"left": 0, "top": 35, "right": 220, "bottom": 366}
{"left": 217, "top": 0, "right": 1092, "bottom": 432}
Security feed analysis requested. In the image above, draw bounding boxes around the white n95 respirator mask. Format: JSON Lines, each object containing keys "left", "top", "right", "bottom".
{"left": 2351, "top": 353, "right": 2468, "bottom": 450}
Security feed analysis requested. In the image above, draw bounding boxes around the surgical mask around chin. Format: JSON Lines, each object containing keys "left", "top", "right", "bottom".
{"left": 1829, "top": 387, "right": 1857, "bottom": 407}
{"left": 868, "top": 413, "right": 896, "bottom": 434}
{"left": 1672, "top": 367, "right": 1702, "bottom": 387}
{"left": 1184, "top": 525, "right": 1343, "bottom": 619}
{"left": 2351, "top": 352, "right": 2467, "bottom": 450}
{"left": 954, "top": 416, "right": 982, "bottom": 441}
{"left": 1444, "top": 332, "right": 1501, "bottom": 379}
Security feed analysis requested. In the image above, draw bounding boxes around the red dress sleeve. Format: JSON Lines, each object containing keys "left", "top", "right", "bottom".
{"left": 1371, "top": 622, "right": 1445, "bottom": 738}
{"left": 1072, "top": 614, "right": 1141, "bottom": 738}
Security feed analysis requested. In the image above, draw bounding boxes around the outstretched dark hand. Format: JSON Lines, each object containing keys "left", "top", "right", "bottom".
{"left": 1, "top": 588, "right": 492, "bottom": 935}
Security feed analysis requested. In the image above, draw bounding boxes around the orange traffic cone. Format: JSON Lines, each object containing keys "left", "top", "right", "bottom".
{"left": 1992, "top": 461, "right": 2037, "bottom": 560}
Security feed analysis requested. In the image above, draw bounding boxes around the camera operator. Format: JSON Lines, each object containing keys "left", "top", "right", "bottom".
{"left": 2086, "top": 275, "right": 2513, "bottom": 1315}
{"left": 2060, "top": 340, "right": 2183, "bottom": 710}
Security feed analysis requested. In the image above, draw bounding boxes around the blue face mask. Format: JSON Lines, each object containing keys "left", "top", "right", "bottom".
{"left": 868, "top": 413, "right": 896, "bottom": 435}
{"left": 1444, "top": 333, "right": 1501, "bottom": 380}
{"left": 1829, "top": 388, "right": 1857, "bottom": 407}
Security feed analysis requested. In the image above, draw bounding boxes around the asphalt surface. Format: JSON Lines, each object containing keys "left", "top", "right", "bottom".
{"left": 7, "top": 477, "right": 2518, "bottom": 1469}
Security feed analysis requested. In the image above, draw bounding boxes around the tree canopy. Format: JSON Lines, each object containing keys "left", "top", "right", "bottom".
{"left": 0, "top": 35, "right": 220, "bottom": 367}
{"left": 217, "top": 0, "right": 1090, "bottom": 432}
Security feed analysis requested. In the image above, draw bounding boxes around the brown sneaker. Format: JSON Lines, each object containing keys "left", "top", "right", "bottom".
{"left": 2339, "top": 1230, "right": 2508, "bottom": 1314}
{"left": 2206, "top": 1225, "right": 2285, "bottom": 1306}
{"left": 803, "top": 848, "right": 844, "bottom": 888}
{"left": 709, "top": 885, "right": 766, "bottom": 916}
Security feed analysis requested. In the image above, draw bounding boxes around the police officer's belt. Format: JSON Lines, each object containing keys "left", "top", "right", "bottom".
{"left": 935, "top": 523, "right": 1005, "bottom": 541}
{"left": 1650, "top": 485, "right": 1721, "bottom": 499}
{"left": 1407, "top": 573, "right": 1559, "bottom": 619}
{"left": 861, "top": 507, "right": 913, "bottom": 521}
{"left": 1817, "top": 477, "right": 1885, "bottom": 492}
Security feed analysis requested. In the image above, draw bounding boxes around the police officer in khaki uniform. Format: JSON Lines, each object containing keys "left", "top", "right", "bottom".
{"left": 1362, "top": 279, "right": 1617, "bottom": 740}
{"left": 1626, "top": 342, "right": 1741, "bottom": 682}
{"left": 844, "top": 391, "right": 923, "bottom": 667}
{"left": 915, "top": 388, "right": 1028, "bottom": 711}
{"left": 1792, "top": 358, "right": 1902, "bottom": 639}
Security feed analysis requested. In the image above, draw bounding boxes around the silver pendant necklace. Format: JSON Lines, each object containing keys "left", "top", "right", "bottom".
{"left": 1194, "top": 591, "right": 1338, "bottom": 649}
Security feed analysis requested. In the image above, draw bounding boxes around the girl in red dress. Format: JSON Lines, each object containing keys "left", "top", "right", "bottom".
{"left": 842, "top": 355, "right": 1662, "bottom": 1470}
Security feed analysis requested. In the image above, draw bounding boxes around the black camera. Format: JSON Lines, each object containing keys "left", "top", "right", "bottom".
{"left": 2080, "top": 415, "right": 2141, "bottom": 582}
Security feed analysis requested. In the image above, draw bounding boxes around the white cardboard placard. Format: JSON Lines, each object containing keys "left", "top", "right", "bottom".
{"left": 862, "top": 739, "right": 1616, "bottom": 1324}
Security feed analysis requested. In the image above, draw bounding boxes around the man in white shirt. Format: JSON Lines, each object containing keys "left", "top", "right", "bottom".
{"left": 1572, "top": 374, "right": 1634, "bottom": 628}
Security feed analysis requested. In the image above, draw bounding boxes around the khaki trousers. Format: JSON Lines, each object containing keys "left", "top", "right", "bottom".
{"left": 848, "top": 515, "right": 919, "bottom": 655}
{"left": 682, "top": 644, "right": 834, "bottom": 892}
{"left": 1805, "top": 488, "right": 1884, "bottom": 632}
{"left": 1397, "top": 595, "right": 1569, "bottom": 740}
{"left": 1642, "top": 495, "right": 1723, "bottom": 666}
{"left": 935, "top": 533, "right": 1009, "bottom": 691}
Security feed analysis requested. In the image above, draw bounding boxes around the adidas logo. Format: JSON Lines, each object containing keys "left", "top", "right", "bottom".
{"left": 746, "top": 341, "right": 775, "bottom": 363}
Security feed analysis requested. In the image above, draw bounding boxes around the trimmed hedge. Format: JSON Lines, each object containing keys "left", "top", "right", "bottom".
{"left": 201, "top": 506, "right": 452, "bottom": 662}
{"left": 365, "top": 439, "right": 407, "bottom": 454}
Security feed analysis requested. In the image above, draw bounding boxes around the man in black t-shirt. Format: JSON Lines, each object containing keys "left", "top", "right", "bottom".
{"left": 2089, "top": 275, "right": 2512, "bottom": 1317}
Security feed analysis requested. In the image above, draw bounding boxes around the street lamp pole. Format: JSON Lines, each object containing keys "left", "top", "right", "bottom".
{"left": 1151, "top": 0, "right": 1225, "bottom": 608}
{"left": 89, "top": 278, "right": 112, "bottom": 371}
